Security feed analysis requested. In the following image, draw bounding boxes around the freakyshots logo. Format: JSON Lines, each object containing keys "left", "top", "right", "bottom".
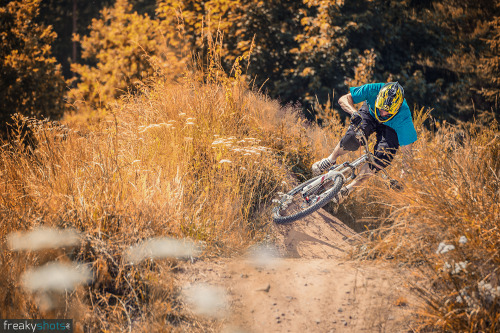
{"left": 1, "top": 320, "right": 73, "bottom": 333}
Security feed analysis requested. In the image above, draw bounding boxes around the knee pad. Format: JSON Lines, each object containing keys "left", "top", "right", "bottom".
{"left": 340, "top": 132, "right": 361, "bottom": 151}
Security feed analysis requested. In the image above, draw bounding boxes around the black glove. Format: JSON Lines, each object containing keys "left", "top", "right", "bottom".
{"left": 350, "top": 112, "right": 362, "bottom": 127}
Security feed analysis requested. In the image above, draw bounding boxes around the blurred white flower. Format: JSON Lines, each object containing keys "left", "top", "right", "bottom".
{"left": 436, "top": 242, "right": 455, "bottom": 254}
{"left": 243, "top": 137, "right": 260, "bottom": 143}
{"left": 247, "top": 244, "right": 281, "bottom": 269}
{"left": 138, "top": 124, "right": 161, "bottom": 133}
{"left": 125, "top": 237, "right": 201, "bottom": 264}
{"left": 459, "top": 236, "right": 468, "bottom": 245}
{"left": 446, "top": 261, "right": 468, "bottom": 274}
{"left": 456, "top": 289, "right": 474, "bottom": 306}
{"left": 212, "top": 137, "right": 235, "bottom": 146}
{"left": 8, "top": 227, "right": 81, "bottom": 251}
{"left": 183, "top": 284, "right": 228, "bottom": 318}
{"left": 478, "top": 281, "right": 500, "bottom": 302}
{"left": 21, "top": 262, "right": 92, "bottom": 292}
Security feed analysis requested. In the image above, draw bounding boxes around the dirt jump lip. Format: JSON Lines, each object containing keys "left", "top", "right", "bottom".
{"left": 273, "top": 207, "right": 361, "bottom": 260}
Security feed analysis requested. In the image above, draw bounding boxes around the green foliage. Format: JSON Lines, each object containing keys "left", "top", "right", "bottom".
{"left": 36, "top": 0, "right": 115, "bottom": 78}
{"left": 0, "top": 0, "right": 66, "bottom": 130}
{"left": 36, "top": 0, "right": 156, "bottom": 78}
{"left": 157, "top": 0, "right": 303, "bottom": 100}
{"left": 68, "top": 0, "right": 189, "bottom": 112}
{"left": 61, "top": 0, "right": 500, "bottom": 122}
{"left": 478, "top": 15, "right": 500, "bottom": 114}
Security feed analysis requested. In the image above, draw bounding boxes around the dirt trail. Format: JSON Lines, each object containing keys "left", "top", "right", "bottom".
{"left": 177, "top": 208, "right": 417, "bottom": 332}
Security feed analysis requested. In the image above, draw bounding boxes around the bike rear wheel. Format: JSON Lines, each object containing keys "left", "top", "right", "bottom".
{"left": 272, "top": 173, "right": 344, "bottom": 224}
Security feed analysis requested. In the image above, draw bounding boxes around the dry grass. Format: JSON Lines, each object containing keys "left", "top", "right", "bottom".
{"left": 0, "top": 53, "right": 345, "bottom": 330}
{"left": 344, "top": 112, "right": 500, "bottom": 332}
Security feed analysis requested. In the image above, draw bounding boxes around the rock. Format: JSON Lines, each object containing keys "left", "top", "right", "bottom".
{"left": 256, "top": 284, "right": 271, "bottom": 292}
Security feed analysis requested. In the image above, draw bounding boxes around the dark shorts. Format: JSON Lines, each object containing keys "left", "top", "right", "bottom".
{"left": 340, "top": 102, "right": 399, "bottom": 171}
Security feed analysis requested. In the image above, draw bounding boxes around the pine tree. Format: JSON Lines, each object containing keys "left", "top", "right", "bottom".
{"left": 68, "top": 0, "right": 189, "bottom": 112}
{"left": 479, "top": 15, "right": 500, "bottom": 114}
{"left": 156, "top": 0, "right": 303, "bottom": 103}
{"left": 0, "top": 0, "right": 66, "bottom": 130}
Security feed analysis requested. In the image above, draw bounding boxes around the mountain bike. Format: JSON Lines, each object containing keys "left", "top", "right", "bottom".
{"left": 272, "top": 124, "right": 402, "bottom": 224}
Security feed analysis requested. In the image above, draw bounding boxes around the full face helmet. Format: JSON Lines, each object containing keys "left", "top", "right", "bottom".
{"left": 374, "top": 82, "right": 404, "bottom": 123}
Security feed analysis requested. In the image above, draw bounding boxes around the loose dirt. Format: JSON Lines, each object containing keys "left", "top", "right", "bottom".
{"left": 176, "top": 208, "right": 417, "bottom": 332}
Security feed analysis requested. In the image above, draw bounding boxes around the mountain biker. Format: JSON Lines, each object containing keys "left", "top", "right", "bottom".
{"left": 312, "top": 82, "right": 417, "bottom": 203}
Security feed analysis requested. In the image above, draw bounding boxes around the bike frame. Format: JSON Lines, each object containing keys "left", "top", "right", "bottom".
{"left": 301, "top": 126, "right": 390, "bottom": 197}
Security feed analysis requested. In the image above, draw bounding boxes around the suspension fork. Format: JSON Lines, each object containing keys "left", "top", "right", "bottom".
{"left": 301, "top": 169, "right": 345, "bottom": 198}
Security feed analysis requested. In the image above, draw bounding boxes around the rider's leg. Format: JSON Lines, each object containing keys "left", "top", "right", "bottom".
{"left": 327, "top": 142, "right": 349, "bottom": 163}
{"left": 345, "top": 125, "right": 400, "bottom": 194}
{"left": 372, "top": 125, "right": 399, "bottom": 171}
{"left": 344, "top": 163, "right": 373, "bottom": 193}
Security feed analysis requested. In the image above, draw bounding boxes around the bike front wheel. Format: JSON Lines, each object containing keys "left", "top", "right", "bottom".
{"left": 272, "top": 173, "right": 344, "bottom": 224}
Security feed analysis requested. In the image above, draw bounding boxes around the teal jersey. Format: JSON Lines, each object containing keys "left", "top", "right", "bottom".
{"left": 349, "top": 83, "right": 418, "bottom": 146}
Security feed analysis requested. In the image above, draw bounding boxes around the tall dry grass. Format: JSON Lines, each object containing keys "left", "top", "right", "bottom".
{"left": 0, "top": 52, "right": 344, "bottom": 330}
{"left": 345, "top": 113, "right": 500, "bottom": 332}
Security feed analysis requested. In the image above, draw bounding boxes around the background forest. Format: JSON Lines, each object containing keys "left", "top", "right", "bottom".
{"left": 1, "top": 0, "right": 499, "bottom": 127}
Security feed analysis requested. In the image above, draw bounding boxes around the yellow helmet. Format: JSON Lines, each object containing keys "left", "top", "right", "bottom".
{"left": 374, "top": 82, "right": 404, "bottom": 123}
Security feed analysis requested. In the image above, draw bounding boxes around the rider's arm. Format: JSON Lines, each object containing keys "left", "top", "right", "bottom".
{"left": 338, "top": 93, "right": 358, "bottom": 116}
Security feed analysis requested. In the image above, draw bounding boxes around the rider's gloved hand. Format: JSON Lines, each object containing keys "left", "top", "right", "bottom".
{"left": 350, "top": 111, "right": 362, "bottom": 127}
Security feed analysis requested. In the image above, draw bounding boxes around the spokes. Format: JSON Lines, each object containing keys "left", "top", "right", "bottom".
{"left": 275, "top": 180, "right": 333, "bottom": 217}
{"left": 279, "top": 193, "right": 311, "bottom": 217}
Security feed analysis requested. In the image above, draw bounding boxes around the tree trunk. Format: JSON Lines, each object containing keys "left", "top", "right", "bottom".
{"left": 72, "top": 0, "right": 78, "bottom": 74}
